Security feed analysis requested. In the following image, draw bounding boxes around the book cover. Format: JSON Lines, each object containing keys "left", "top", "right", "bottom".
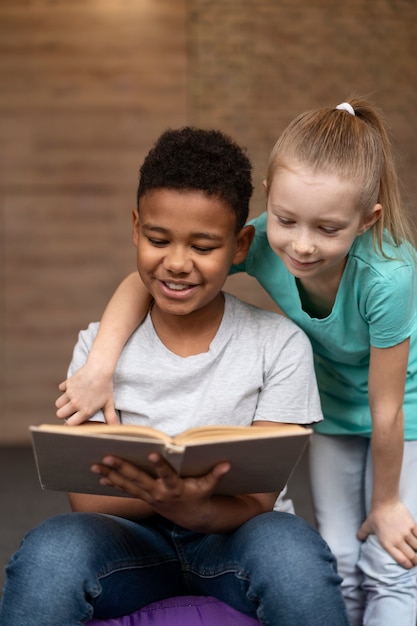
{"left": 30, "top": 423, "right": 312, "bottom": 497}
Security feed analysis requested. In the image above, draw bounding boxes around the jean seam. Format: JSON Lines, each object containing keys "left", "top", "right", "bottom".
{"left": 96, "top": 556, "right": 179, "bottom": 581}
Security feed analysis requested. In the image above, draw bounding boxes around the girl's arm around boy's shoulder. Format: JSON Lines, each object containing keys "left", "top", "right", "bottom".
{"left": 56, "top": 272, "right": 151, "bottom": 425}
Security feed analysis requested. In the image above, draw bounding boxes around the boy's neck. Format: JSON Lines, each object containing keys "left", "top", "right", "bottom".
{"left": 150, "top": 293, "right": 225, "bottom": 357}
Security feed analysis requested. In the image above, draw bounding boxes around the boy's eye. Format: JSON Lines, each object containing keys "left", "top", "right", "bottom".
{"left": 148, "top": 238, "right": 168, "bottom": 246}
{"left": 193, "top": 245, "right": 215, "bottom": 253}
{"left": 147, "top": 238, "right": 215, "bottom": 253}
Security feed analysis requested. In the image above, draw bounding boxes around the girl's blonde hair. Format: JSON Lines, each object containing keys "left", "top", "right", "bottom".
{"left": 266, "top": 97, "right": 415, "bottom": 253}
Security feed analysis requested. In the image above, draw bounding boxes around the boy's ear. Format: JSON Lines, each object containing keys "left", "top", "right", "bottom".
{"left": 132, "top": 208, "right": 140, "bottom": 246}
{"left": 359, "top": 203, "right": 382, "bottom": 234}
{"left": 233, "top": 225, "right": 255, "bottom": 264}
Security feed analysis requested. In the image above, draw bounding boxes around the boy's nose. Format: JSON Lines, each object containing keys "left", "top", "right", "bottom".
{"left": 163, "top": 247, "right": 193, "bottom": 273}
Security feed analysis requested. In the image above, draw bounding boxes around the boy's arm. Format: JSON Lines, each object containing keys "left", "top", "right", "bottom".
{"left": 56, "top": 272, "right": 151, "bottom": 424}
{"left": 91, "top": 422, "right": 282, "bottom": 534}
{"left": 357, "top": 338, "right": 417, "bottom": 568}
{"left": 68, "top": 492, "right": 155, "bottom": 520}
{"left": 69, "top": 423, "right": 280, "bottom": 531}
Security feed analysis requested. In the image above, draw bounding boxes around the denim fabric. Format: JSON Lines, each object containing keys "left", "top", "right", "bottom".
{"left": 0, "top": 511, "right": 349, "bottom": 626}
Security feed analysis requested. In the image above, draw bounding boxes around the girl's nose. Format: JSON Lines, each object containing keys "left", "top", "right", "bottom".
{"left": 291, "top": 233, "right": 316, "bottom": 255}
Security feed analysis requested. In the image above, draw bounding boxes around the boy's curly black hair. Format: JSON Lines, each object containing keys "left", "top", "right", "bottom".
{"left": 137, "top": 127, "right": 253, "bottom": 232}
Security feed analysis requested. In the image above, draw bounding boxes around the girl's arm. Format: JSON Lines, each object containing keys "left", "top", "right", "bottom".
{"left": 357, "top": 338, "right": 417, "bottom": 568}
{"left": 56, "top": 272, "right": 151, "bottom": 425}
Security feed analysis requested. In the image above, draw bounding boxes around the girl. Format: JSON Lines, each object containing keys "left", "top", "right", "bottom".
{"left": 56, "top": 98, "right": 417, "bottom": 626}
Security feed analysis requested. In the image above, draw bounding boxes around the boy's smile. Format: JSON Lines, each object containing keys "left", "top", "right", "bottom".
{"left": 133, "top": 188, "right": 250, "bottom": 325}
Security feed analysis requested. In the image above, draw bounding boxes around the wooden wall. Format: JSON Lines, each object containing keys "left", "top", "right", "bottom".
{"left": 2, "top": 0, "right": 417, "bottom": 443}
{"left": 1, "top": 0, "right": 188, "bottom": 442}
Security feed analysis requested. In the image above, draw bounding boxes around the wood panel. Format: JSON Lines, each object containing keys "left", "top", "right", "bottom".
{"left": 2, "top": 0, "right": 417, "bottom": 443}
{"left": 1, "top": 0, "right": 187, "bottom": 442}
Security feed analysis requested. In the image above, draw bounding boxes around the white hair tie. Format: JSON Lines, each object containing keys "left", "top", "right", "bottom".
{"left": 336, "top": 102, "right": 355, "bottom": 116}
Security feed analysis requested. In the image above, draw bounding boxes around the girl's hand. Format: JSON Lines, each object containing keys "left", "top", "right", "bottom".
{"left": 92, "top": 454, "right": 231, "bottom": 531}
{"left": 55, "top": 364, "right": 118, "bottom": 425}
{"left": 357, "top": 501, "right": 417, "bottom": 569}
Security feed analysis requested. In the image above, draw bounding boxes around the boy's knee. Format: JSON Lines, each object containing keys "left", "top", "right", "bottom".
{"left": 242, "top": 512, "right": 335, "bottom": 566}
{"left": 233, "top": 512, "right": 343, "bottom": 604}
{"left": 16, "top": 513, "right": 100, "bottom": 571}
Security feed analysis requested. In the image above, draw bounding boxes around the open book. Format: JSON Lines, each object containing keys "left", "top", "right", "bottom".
{"left": 30, "top": 422, "right": 312, "bottom": 497}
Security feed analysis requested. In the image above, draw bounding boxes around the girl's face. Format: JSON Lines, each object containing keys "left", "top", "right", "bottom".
{"left": 266, "top": 161, "right": 380, "bottom": 284}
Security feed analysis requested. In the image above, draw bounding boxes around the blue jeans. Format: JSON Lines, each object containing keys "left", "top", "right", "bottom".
{"left": 0, "top": 511, "right": 349, "bottom": 626}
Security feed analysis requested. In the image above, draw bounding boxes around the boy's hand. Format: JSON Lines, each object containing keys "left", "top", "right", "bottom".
{"left": 55, "top": 364, "right": 118, "bottom": 425}
{"left": 357, "top": 501, "right": 417, "bottom": 569}
{"left": 91, "top": 454, "right": 231, "bottom": 531}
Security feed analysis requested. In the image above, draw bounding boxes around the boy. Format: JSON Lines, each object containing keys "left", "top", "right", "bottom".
{"left": 0, "top": 127, "right": 349, "bottom": 625}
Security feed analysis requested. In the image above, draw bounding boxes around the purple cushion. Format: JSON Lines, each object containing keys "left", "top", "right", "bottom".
{"left": 86, "top": 595, "right": 261, "bottom": 625}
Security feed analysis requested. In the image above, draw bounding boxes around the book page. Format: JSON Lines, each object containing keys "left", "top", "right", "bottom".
{"left": 175, "top": 423, "right": 311, "bottom": 444}
{"left": 32, "top": 423, "right": 172, "bottom": 443}
{"left": 30, "top": 423, "right": 312, "bottom": 496}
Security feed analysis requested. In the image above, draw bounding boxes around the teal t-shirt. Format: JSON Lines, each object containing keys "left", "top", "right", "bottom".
{"left": 232, "top": 212, "right": 417, "bottom": 439}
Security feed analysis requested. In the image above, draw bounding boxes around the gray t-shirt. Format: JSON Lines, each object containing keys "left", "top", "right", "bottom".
{"left": 69, "top": 293, "right": 323, "bottom": 434}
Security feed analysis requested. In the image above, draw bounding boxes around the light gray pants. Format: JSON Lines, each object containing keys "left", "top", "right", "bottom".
{"left": 309, "top": 433, "right": 417, "bottom": 626}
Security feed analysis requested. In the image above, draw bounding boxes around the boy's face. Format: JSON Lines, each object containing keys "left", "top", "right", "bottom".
{"left": 133, "top": 188, "right": 251, "bottom": 319}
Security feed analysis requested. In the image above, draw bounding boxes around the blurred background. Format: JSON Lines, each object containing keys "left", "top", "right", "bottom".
{"left": 1, "top": 0, "right": 417, "bottom": 444}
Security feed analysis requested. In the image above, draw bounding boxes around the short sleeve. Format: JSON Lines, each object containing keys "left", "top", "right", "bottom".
{"left": 67, "top": 323, "right": 98, "bottom": 377}
{"left": 254, "top": 321, "right": 323, "bottom": 425}
{"left": 366, "top": 264, "right": 417, "bottom": 348}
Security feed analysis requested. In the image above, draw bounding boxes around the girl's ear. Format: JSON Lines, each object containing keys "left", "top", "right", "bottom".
{"left": 359, "top": 203, "right": 382, "bottom": 234}
{"left": 233, "top": 225, "right": 255, "bottom": 264}
{"left": 132, "top": 208, "right": 140, "bottom": 246}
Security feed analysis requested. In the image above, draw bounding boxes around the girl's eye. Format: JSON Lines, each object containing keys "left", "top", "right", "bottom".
{"left": 277, "top": 216, "right": 295, "bottom": 226}
{"left": 319, "top": 226, "right": 340, "bottom": 235}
